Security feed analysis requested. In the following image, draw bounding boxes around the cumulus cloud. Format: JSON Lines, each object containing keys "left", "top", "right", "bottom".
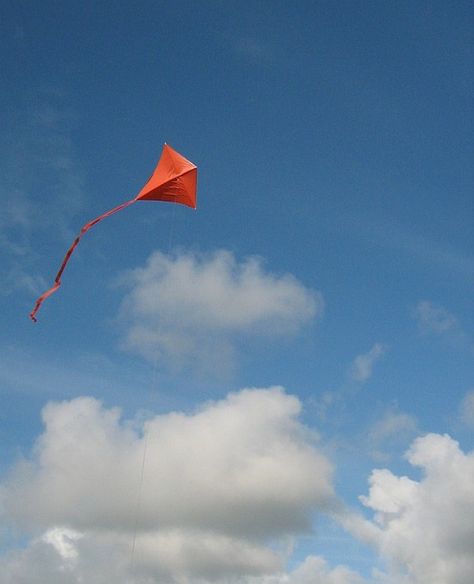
{"left": 0, "top": 387, "right": 334, "bottom": 583}
{"left": 4, "top": 388, "right": 473, "bottom": 584}
{"left": 0, "top": 535, "right": 367, "bottom": 584}
{"left": 357, "top": 433, "right": 474, "bottom": 584}
{"left": 118, "top": 250, "right": 322, "bottom": 370}
{"left": 350, "top": 343, "right": 386, "bottom": 382}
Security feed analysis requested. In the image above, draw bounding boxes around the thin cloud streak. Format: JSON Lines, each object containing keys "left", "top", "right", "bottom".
{"left": 0, "top": 96, "right": 86, "bottom": 296}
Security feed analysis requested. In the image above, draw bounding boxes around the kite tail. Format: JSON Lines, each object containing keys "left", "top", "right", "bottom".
{"left": 29, "top": 198, "right": 137, "bottom": 322}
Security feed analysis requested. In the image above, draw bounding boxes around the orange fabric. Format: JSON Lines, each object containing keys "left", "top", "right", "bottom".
{"left": 135, "top": 143, "right": 197, "bottom": 208}
{"left": 30, "top": 144, "right": 197, "bottom": 322}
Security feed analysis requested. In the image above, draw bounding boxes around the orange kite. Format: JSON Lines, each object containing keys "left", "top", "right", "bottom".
{"left": 30, "top": 144, "right": 197, "bottom": 322}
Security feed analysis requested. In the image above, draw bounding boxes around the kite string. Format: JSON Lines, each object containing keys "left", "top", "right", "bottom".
{"left": 129, "top": 351, "right": 158, "bottom": 576}
{"left": 29, "top": 198, "right": 137, "bottom": 322}
{"left": 129, "top": 202, "right": 178, "bottom": 579}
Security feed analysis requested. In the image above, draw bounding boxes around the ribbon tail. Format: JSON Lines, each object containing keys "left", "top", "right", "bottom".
{"left": 29, "top": 198, "right": 136, "bottom": 322}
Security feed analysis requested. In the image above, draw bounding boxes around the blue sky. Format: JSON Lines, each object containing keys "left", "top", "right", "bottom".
{"left": 1, "top": 1, "right": 473, "bottom": 582}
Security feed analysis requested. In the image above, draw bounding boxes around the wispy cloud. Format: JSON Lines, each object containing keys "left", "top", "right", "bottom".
{"left": 413, "top": 300, "right": 473, "bottom": 352}
{"left": 460, "top": 390, "right": 474, "bottom": 428}
{"left": 345, "top": 215, "right": 474, "bottom": 281}
{"left": 414, "top": 300, "right": 458, "bottom": 334}
{"left": 367, "top": 409, "right": 418, "bottom": 462}
{"left": 0, "top": 94, "right": 85, "bottom": 295}
{"left": 350, "top": 343, "right": 386, "bottom": 382}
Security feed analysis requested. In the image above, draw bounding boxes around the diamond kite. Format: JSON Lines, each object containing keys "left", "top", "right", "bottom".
{"left": 29, "top": 144, "right": 197, "bottom": 322}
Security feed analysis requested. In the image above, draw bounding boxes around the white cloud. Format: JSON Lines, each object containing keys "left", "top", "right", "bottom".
{"left": 118, "top": 250, "right": 322, "bottom": 370}
{"left": 357, "top": 433, "right": 474, "bottom": 584}
{"left": 0, "top": 535, "right": 367, "bottom": 584}
{"left": 350, "top": 343, "right": 386, "bottom": 382}
{"left": 41, "top": 527, "right": 83, "bottom": 560}
{"left": 0, "top": 387, "right": 334, "bottom": 583}
{"left": 4, "top": 388, "right": 473, "bottom": 584}
{"left": 246, "top": 555, "right": 366, "bottom": 583}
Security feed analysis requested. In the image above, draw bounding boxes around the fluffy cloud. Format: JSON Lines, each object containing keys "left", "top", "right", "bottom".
{"left": 0, "top": 387, "right": 334, "bottom": 583}
{"left": 358, "top": 433, "right": 474, "bottom": 584}
{"left": 0, "top": 536, "right": 365, "bottom": 584}
{"left": 3, "top": 389, "right": 473, "bottom": 583}
{"left": 350, "top": 343, "right": 385, "bottom": 382}
{"left": 118, "top": 250, "right": 322, "bottom": 369}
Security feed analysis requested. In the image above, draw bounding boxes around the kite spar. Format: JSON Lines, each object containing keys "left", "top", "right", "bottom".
{"left": 29, "top": 144, "right": 197, "bottom": 322}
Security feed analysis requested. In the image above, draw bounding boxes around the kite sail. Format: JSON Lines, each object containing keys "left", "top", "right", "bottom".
{"left": 29, "top": 143, "right": 197, "bottom": 322}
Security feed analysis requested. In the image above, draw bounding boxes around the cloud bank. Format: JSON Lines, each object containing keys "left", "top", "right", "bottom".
{"left": 0, "top": 387, "right": 334, "bottom": 583}
{"left": 1, "top": 390, "right": 473, "bottom": 583}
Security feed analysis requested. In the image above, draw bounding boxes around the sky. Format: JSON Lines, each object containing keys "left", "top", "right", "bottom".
{"left": 0, "top": 1, "right": 473, "bottom": 582}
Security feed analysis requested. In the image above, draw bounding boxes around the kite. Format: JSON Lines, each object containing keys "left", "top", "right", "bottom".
{"left": 29, "top": 143, "right": 197, "bottom": 322}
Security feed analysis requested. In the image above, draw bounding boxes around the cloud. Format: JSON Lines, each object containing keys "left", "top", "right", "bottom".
{"left": 118, "top": 250, "right": 322, "bottom": 371}
{"left": 4, "top": 389, "right": 472, "bottom": 584}
{"left": 367, "top": 410, "right": 418, "bottom": 462}
{"left": 357, "top": 433, "right": 474, "bottom": 584}
{"left": 0, "top": 536, "right": 367, "bottom": 584}
{"left": 414, "top": 301, "right": 458, "bottom": 334}
{"left": 347, "top": 216, "right": 474, "bottom": 281}
{"left": 0, "top": 95, "right": 85, "bottom": 295}
{"left": 0, "top": 387, "right": 334, "bottom": 583}
{"left": 460, "top": 390, "right": 474, "bottom": 428}
{"left": 42, "top": 527, "right": 83, "bottom": 560}
{"left": 350, "top": 343, "right": 386, "bottom": 382}
{"left": 413, "top": 301, "right": 473, "bottom": 353}
{"left": 246, "top": 555, "right": 366, "bottom": 583}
